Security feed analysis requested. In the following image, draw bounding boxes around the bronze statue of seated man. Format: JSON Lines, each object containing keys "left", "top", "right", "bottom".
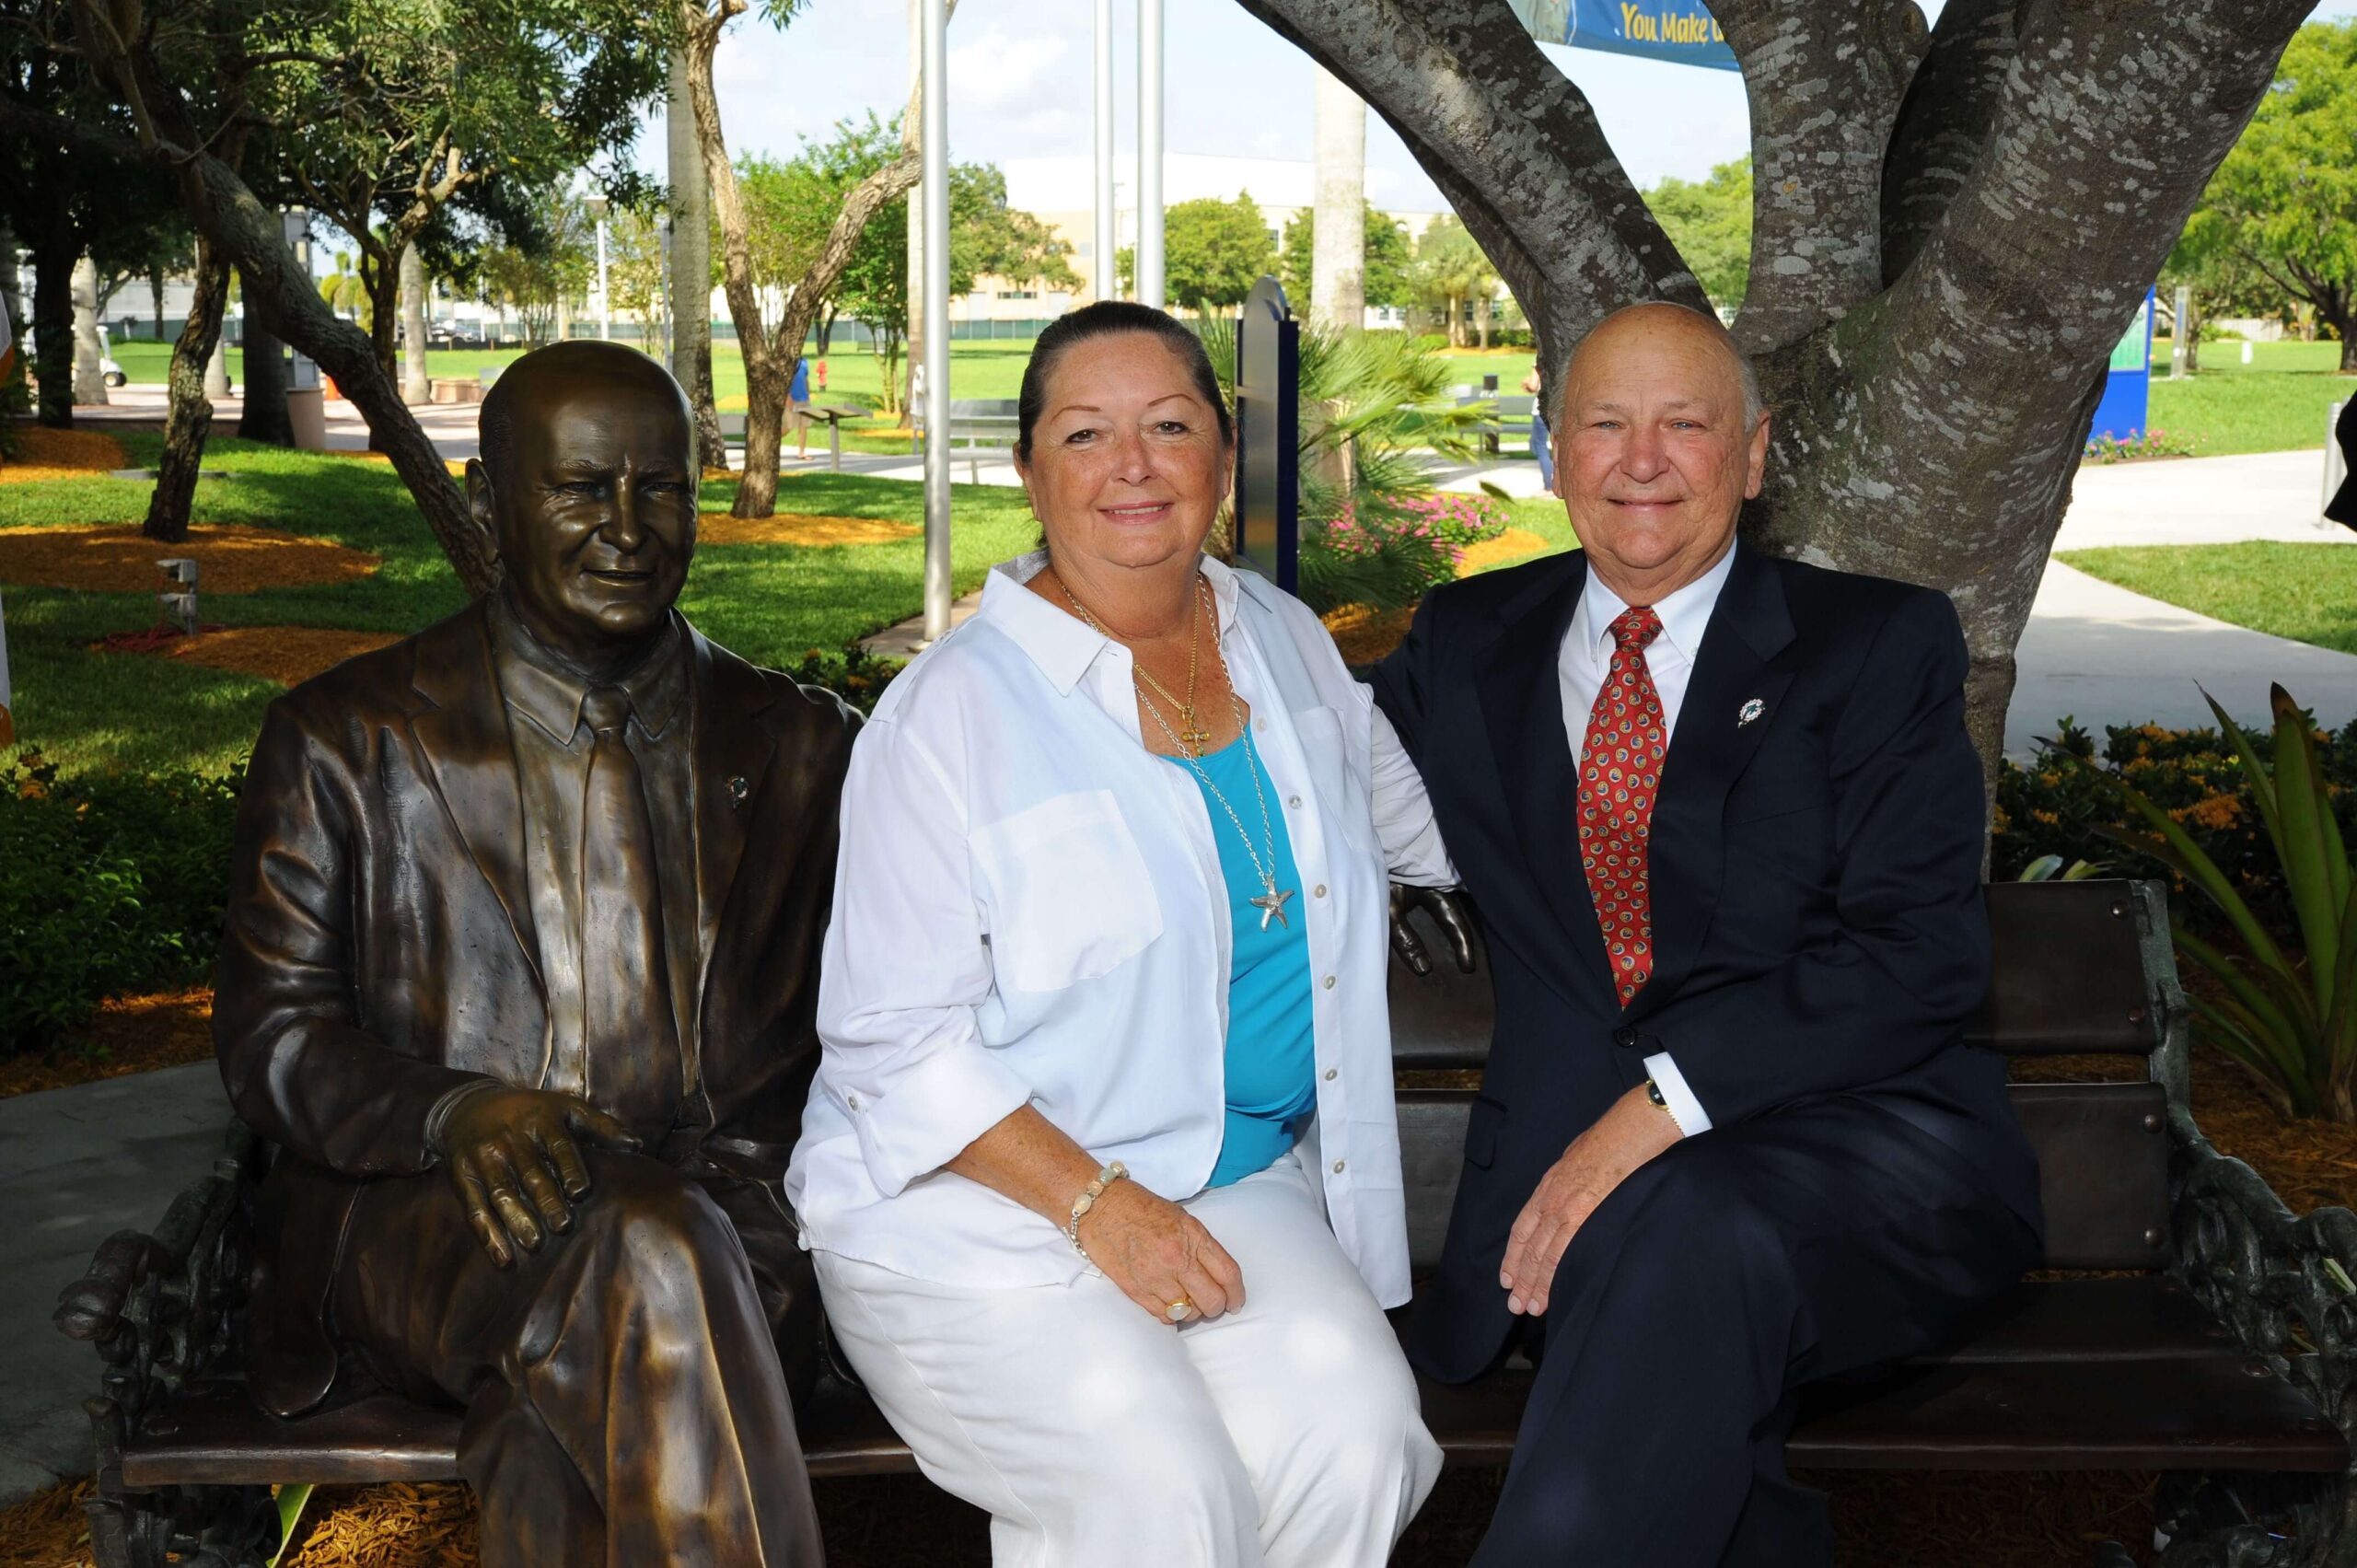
{"left": 214, "top": 341, "right": 853, "bottom": 1566}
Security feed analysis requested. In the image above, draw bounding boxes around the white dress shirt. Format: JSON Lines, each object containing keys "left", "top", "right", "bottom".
{"left": 787, "top": 552, "right": 1455, "bottom": 1307}
{"left": 1557, "top": 541, "right": 1739, "bottom": 1137}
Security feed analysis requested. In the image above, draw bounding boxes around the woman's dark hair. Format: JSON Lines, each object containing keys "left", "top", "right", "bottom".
{"left": 1015, "top": 300, "right": 1234, "bottom": 462}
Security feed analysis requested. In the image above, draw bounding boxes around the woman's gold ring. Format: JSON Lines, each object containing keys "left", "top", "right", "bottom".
{"left": 1167, "top": 1299, "right": 1192, "bottom": 1322}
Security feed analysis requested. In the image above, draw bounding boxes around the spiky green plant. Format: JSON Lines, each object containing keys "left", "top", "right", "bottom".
{"left": 2097, "top": 685, "right": 2357, "bottom": 1119}
{"left": 1194, "top": 319, "right": 1495, "bottom": 612}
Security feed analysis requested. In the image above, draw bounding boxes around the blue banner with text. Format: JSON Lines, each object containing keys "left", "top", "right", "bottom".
{"left": 1511, "top": 0, "right": 1740, "bottom": 72}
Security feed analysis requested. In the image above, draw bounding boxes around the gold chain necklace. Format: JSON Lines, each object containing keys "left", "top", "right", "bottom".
{"left": 1066, "top": 575, "right": 1295, "bottom": 931}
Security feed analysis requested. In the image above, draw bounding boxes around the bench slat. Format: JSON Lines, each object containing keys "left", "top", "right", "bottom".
{"left": 1915, "top": 1278, "right": 2235, "bottom": 1365}
{"left": 1401, "top": 1083, "right": 2168, "bottom": 1274}
{"left": 1388, "top": 878, "right": 2165, "bottom": 1072}
{"left": 1788, "top": 1358, "right": 2345, "bottom": 1472}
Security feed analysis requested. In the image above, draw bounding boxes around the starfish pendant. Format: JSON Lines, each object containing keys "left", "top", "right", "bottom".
{"left": 1250, "top": 886, "right": 1295, "bottom": 930}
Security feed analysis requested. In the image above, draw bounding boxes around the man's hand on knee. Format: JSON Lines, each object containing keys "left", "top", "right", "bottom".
{"left": 431, "top": 1086, "right": 643, "bottom": 1267}
{"left": 1499, "top": 1084, "right": 1682, "bottom": 1317}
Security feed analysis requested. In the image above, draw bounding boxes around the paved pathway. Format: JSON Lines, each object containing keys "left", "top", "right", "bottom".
{"left": 0, "top": 1066, "right": 231, "bottom": 1507}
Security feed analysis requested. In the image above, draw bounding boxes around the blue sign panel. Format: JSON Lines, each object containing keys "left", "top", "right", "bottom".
{"left": 2088, "top": 289, "right": 2155, "bottom": 445}
{"left": 1511, "top": 0, "right": 1741, "bottom": 72}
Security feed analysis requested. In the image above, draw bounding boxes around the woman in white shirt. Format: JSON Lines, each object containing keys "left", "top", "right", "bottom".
{"left": 787, "top": 301, "right": 1455, "bottom": 1566}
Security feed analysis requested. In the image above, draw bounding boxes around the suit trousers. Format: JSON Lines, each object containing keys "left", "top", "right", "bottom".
{"left": 332, "top": 1149, "right": 825, "bottom": 1568}
{"left": 1466, "top": 1096, "right": 2038, "bottom": 1568}
{"left": 814, "top": 1151, "right": 1443, "bottom": 1568}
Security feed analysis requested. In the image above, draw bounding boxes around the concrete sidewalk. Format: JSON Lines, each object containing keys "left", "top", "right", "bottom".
{"left": 0, "top": 1066, "right": 231, "bottom": 1507}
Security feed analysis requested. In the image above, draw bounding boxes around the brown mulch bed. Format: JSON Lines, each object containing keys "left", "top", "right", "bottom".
{"left": 1455, "top": 527, "right": 1553, "bottom": 575}
{"left": 1323, "top": 602, "right": 1418, "bottom": 667}
{"left": 699, "top": 513, "right": 919, "bottom": 548}
{"left": 0, "top": 523, "right": 379, "bottom": 595}
{"left": 94, "top": 624, "right": 403, "bottom": 688}
{"left": 0, "top": 988, "right": 214, "bottom": 1100}
{"left": 0, "top": 428, "right": 129, "bottom": 484}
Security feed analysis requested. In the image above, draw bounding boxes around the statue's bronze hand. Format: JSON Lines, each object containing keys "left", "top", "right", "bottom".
{"left": 437, "top": 1087, "right": 642, "bottom": 1268}
{"left": 1388, "top": 883, "right": 1480, "bottom": 978}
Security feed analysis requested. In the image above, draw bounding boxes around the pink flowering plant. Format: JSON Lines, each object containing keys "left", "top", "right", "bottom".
{"left": 2084, "top": 426, "right": 2197, "bottom": 463}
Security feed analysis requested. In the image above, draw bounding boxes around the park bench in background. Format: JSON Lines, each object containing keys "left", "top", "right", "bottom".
{"left": 716, "top": 406, "right": 867, "bottom": 473}
{"left": 1452, "top": 390, "right": 1540, "bottom": 460}
{"left": 911, "top": 397, "right": 1020, "bottom": 482}
{"left": 52, "top": 879, "right": 2357, "bottom": 1565}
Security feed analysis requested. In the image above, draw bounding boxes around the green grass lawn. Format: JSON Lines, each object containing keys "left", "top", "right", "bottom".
{"left": 0, "top": 436, "right": 1037, "bottom": 777}
{"left": 2059, "top": 542, "right": 2357, "bottom": 656}
{"left": 2144, "top": 338, "right": 2354, "bottom": 459}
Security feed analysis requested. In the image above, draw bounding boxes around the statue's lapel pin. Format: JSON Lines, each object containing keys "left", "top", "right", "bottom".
{"left": 1737, "top": 698, "right": 1765, "bottom": 727}
{"left": 727, "top": 775, "right": 750, "bottom": 809}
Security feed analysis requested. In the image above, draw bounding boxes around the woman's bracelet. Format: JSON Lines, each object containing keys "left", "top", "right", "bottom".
{"left": 1065, "top": 1160, "right": 1129, "bottom": 1258}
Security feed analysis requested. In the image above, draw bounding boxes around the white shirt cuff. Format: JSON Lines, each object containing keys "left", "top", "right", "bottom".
{"left": 1643, "top": 1052, "right": 1713, "bottom": 1137}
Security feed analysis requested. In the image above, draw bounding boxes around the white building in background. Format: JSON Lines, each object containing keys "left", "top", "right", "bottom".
{"left": 976, "top": 154, "right": 1449, "bottom": 325}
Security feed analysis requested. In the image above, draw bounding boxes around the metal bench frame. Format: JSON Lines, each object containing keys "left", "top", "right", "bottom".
{"left": 51, "top": 879, "right": 2357, "bottom": 1566}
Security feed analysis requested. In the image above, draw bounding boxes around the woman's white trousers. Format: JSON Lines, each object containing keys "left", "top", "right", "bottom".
{"left": 813, "top": 1151, "right": 1442, "bottom": 1567}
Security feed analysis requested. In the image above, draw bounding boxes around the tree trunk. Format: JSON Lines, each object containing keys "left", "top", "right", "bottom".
{"left": 30, "top": 239, "right": 75, "bottom": 427}
{"left": 400, "top": 242, "right": 431, "bottom": 405}
{"left": 900, "top": 0, "right": 923, "bottom": 428}
{"left": 145, "top": 236, "right": 229, "bottom": 543}
{"left": 1310, "top": 65, "right": 1365, "bottom": 331}
{"left": 2184, "top": 296, "right": 2200, "bottom": 374}
{"left": 2170, "top": 285, "right": 2191, "bottom": 379}
{"left": 1236, "top": 0, "right": 2313, "bottom": 779}
{"left": 667, "top": 49, "right": 725, "bottom": 470}
{"left": 365, "top": 262, "right": 401, "bottom": 451}
{"left": 70, "top": 254, "right": 107, "bottom": 405}
{"left": 148, "top": 264, "right": 165, "bottom": 339}
{"left": 738, "top": 375, "right": 786, "bottom": 516}
{"left": 238, "top": 279, "right": 291, "bottom": 444}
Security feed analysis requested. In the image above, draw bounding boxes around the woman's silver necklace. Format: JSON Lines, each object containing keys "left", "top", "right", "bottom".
{"left": 1061, "top": 575, "right": 1296, "bottom": 931}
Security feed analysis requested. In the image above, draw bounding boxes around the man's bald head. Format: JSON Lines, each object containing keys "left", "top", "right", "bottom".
{"left": 1550, "top": 299, "right": 1772, "bottom": 604}
{"left": 479, "top": 340, "right": 696, "bottom": 488}
{"left": 1564, "top": 301, "right": 1762, "bottom": 432}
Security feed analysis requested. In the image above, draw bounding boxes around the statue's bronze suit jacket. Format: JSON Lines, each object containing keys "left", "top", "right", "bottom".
{"left": 215, "top": 599, "right": 858, "bottom": 1419}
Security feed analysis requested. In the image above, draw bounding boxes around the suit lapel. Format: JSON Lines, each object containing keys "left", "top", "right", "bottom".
{"left": 690, "top": 630, "right": 779, "bottom": 1012}
{"left": 1473, "top": 553, "right": 1618, "bottom": 1011}
{"left": 407, "top": 601, "right": 545, "bottom": 997}
{"left": 1631, "top": 545, "right": 1796, "bottom": 1018}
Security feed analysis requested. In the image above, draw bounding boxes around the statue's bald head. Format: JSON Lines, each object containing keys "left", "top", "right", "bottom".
{"left": 478, "top": 340, "right": 695, "bottom": 491}
{"left": 465, "top": 342, "right": 700, "bottom": 672}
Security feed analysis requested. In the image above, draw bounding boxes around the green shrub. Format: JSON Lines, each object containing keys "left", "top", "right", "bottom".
{"left": 0, "top": 750, "right": 242, "bottom": 1058}
{"left": 1996, "top": 705, "right": 2357, "bottom": 1118}
{"left": 785, "top": 645, "right": 903, "bottom": 716}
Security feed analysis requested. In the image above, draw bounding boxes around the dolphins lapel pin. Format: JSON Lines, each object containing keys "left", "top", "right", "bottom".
{"left": 1737, "top": 698, "right": 1765, "bottom": 727}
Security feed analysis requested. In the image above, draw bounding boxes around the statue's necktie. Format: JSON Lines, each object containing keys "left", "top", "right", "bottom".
{"left": 579, "top": 686, "right": 680, "bottom": 1130}
{"left": 1576, "top": 605, "right": 1668, "bottom": 1006}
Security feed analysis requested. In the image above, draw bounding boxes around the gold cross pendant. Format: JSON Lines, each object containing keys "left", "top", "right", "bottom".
{"left": 1179, "top": 725, "right": 1213, "bottom": 751}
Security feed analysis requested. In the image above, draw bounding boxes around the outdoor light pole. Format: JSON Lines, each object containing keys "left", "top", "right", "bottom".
{"left": 1094, "top": 0, "right": 1115, "bottom": 302}
{"left": 1136, "top": 0, "right": 1164, "bottom": 310}
{"left": 920, "top": 0, "right": 952, "bottom": 643}
{"left": 586, "top": 193, "right": 611, "bottom": 342}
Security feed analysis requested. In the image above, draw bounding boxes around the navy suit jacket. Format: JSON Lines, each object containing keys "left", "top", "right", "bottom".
{"left": 1369, "top": 542, "right": 2042, "bottom": 1383}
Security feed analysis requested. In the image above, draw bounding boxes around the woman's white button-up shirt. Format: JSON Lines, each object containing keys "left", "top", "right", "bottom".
{"left": 786, "top": 552, "right": 1454, "bottom": 1307}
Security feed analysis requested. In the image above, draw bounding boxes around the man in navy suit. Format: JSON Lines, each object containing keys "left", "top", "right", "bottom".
{"left": 1371, "top": 303, "right": 2042, "bottom": 1565}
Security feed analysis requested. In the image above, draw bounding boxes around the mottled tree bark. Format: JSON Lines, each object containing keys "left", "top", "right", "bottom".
{"left": 1237, "top": 0, "right": 2314, "bottom": 782}
{"left": 679, "top": 0, "right": 953, "bottom": 517}
{"left": 237, "top": 280, "right": 292, "bottom": 447}
{"left": 145, "top": 235, "right": 229, "bottom": 542}
{"left": 29, "top": 238, "right": 75, "bottom": 427}
{"left": 666, "top": 51, "right": 725, "bottom": 468}
{"left": 70, "top": 253, "right": 107, "bottom": 405}
{"left": 1310, "top": 65, "right": 1365, "bottom": 331}
{"left": 400, "top": 243, "right": 431, "bottom": 405}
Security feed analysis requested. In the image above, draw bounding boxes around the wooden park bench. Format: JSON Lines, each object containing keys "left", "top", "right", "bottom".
{"left": 911, "top": 397, "right": 1021, "bottom": 483}
{"left": 52, "top": 879, "right": 2357, "bottom": 1565}
{"left": 1454, "top": 390, "right": 1541, "bottom": 460}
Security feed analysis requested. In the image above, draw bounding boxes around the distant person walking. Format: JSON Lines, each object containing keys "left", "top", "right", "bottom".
{"left": 2328, "top": 397, "right": 2356, "bottom": 531}
{"left": 789, "top": 357, "right": 812, "bottom": 460}
{"left": 1523, "top": 366, "right": 1554, "bottom": 490}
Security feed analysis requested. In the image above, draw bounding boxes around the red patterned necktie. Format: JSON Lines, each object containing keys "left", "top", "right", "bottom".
{"left": 1577, "top": 605, "right": 1668, "bottom": 1005}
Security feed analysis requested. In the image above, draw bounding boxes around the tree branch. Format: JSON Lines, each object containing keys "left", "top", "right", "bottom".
{"left": 1878, "top": 0, "right": 2016, "bottom": 285}
{"left": 1231, "top": 0, "right": 1707, "bottom": 371}
{"left": 1710, "top": 0, "right": 1926, "bottom": 353}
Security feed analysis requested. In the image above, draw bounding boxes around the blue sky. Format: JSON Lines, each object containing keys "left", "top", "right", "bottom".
{"left": 662, "top": 0, "right": 2357, "bottom": 205}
